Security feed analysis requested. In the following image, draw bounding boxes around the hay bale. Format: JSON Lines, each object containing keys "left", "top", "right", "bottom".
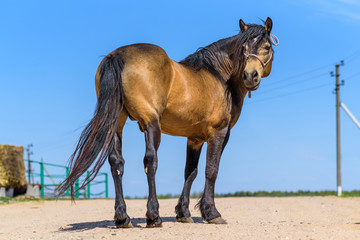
{"left": 0, "top": 145, "right": 27, "bottom": 189}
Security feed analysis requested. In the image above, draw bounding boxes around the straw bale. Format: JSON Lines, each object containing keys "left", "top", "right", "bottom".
{"left": 0, "top": 145, "right": 27, "bottom": 188}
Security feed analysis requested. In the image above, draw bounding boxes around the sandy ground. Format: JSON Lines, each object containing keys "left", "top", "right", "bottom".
{"left": 0, "top": 197, "right": 359, "bottom": 240}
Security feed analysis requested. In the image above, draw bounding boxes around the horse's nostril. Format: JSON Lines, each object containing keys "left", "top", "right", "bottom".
{"left": 252, "top": 71, "right": 259, "bottom": 83}
{"left": 243, "top": 71, "right": 248, "bottom": 81}
{"left": 252, "top": 71, "right": 258, "bottom": 78}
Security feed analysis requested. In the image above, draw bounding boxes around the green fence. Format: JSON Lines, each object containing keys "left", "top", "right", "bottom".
{"left": 25, "top": 159, "right": 108, "bottom": 198}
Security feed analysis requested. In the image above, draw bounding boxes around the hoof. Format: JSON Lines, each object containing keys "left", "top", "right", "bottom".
{"left": 146, "top": 217, "right": 163, "bottom": 228}
{"left": 115, "top": 217, "right": 133, "bottom": 228}
{"left": 176, "top": 216, "right": 194, "bottom": 223}
{"left": 116, "top": 221, "right": 133, "bottom": 228}
{"left": 207, "top": 217, "right": 227, "bottom": 224}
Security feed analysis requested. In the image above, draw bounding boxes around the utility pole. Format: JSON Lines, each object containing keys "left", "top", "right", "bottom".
{"left": 331, "top": 60, "right": 344, "bottom": 197}
{"left": 26, "top": 144, "right": 33, "bottom": 184}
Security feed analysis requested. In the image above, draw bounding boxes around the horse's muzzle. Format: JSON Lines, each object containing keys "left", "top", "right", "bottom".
{"left": 245, "top": 82, "right": 260, "bottom": 91}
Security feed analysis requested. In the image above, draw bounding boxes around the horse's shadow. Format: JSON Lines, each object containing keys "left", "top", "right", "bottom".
{"left": 59, "top": 217, "right": 204, "bottom": 231}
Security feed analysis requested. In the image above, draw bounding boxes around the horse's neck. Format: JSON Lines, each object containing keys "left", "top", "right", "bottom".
{"left": 228, "top": 79, "right": 247, "bottom": 128}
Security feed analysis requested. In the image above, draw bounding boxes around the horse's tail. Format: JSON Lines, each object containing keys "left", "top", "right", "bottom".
{"left": 57, "top": 54, "right": 124, "bottom": 199}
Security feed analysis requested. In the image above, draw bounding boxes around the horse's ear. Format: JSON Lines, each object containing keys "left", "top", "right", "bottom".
{"left": 264, "top": 17, "right": 272, "bottom": 35}
{"left": 239, "top": 19, "right": 248, "bottom": 32}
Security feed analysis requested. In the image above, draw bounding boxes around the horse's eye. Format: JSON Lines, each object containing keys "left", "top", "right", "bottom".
{"left": 264, "top": 45, "right": 271, "bottom": 51}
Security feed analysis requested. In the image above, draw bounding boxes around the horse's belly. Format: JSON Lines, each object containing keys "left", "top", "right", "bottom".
{"left": 160, "top": 116, "right": 206, "bottom": 138}
{"left": 160, "top": 108, "right": 228, "bottom": 139}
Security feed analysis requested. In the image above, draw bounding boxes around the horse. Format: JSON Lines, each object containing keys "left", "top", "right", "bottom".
{"left": 57, "top": 17, "right": 277, "bottom": 228}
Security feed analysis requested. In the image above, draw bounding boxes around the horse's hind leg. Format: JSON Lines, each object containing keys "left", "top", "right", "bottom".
{"left": 108, "top": 112, "right": 132, "bottom": 228}
{"left": 175, "top": 138, "right": 204, "bottom": 223}
{"left": 143, "top": 120, "right": 162, "bottom": 227}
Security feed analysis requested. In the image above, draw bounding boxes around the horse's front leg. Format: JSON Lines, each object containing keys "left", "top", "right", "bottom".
{"left": 200, "top": 127, "right": 230, "bottom": 224}
{"left": 143, "top": 120, "right": 162, "bottom": 227}
{"left": 175, "top": 138, "right": 204, "bottom": 223}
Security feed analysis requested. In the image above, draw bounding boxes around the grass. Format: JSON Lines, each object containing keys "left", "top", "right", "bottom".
{"left": 2, "top": 190, "right": 360, "bottom": 205}
{"left": 125, "top": 190, "right": 360, "bottom": 199}
{"left": 0, "top": 196, "right": 45, "bottom": 205}
{"left": 214, "top": 190, "right": 360, "bottom": 198}
{"left": 0, "top": 196, "right": 94, "bottom": 205}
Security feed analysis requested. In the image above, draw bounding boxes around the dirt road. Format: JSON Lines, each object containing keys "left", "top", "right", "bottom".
{"left": 1, "top": 197, "right": 359, "bottom": 239}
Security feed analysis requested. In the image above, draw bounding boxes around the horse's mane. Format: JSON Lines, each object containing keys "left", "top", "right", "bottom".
{"left": 180, "top": 35, "right": 238, "bottom": 83}
{"left": 180, "top": 24, "right": 270, "bottom": 82}
{"left": 180, "top": 24, "right": 271, "bottom": 107}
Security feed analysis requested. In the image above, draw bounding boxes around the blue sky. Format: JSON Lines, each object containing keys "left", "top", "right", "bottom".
{"left": 1, "top": 0, "right": 360, "bottom": 198}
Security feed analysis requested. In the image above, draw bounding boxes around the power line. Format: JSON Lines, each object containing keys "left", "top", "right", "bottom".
{"left": 344, "top": 55, "right": 360, "bottom": 65}
{"left": 266, "top": 49, "right": 360, "bottom": 87}
{"left": 247, "top": 82, "right": 333, "bottom": 104}
{"left": 268, "top": 63, "right": 333, "bottom": 85}
{"left": 260, "top": 72, "right": 328, "bottom": 94}
{"left": 344, "top": 49, "right": 360, "bottom": 59}
{"left": 343, "top": 49, "right": 360, "bottom": 65}
{"left": 248, "top": 53, "right": 360, "bottom": 104}
{"left": 343, "top": 70, "right": 360, "bottom": 81}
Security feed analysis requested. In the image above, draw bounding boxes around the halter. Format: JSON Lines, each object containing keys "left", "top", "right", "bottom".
{"left": 245, "top": 51, "right": 273, "bottom": 68}
{"left": 245, "top": 34, "right": 279, "bottom": 99}
{"left": 245, "top": 52, "right": 270, "bottom": 99}
{"left": 244, "top": 34, "right": 279, "bottom": 70}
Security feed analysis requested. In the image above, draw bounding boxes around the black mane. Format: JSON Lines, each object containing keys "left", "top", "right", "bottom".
{"left": 180, "top": 24, "right": 271, "bottom": 108}
{"left": 180, "top": 24, "right": 270, "bottom": 82}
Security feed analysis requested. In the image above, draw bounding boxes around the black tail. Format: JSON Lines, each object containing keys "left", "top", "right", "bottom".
{"left": 57, "top": 54, "right": 124, "bottom": 199}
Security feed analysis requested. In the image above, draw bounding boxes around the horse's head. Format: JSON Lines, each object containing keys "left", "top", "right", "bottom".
{"left": 239, "top": 17, "right": 276, "bottom": 91}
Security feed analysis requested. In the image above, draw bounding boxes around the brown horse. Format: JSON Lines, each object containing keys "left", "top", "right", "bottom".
{"left": 58, "top": 17, "right": 276, "bottom": 227}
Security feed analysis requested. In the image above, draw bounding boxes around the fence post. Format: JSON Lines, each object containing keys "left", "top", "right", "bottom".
{"left": 75, "top": 179, "right": 79, "bottom": 198}
{"left": 87, "top": 171, "right": 90, "bottom": 199}
{"left": 66, "top": 167, "right": 70, "bottom": 196}
{"left": 105, "top": 173, "right": 108, "bottom": 198}
{"left": 40, "top": 160, "right": 44, "bottom": 197}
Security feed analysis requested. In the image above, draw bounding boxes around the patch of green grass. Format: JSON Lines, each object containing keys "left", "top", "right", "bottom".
{"left": 0, "top": 196, "right": 44, "bottom": 205}
{"left": 2, "top": 190, "right": 359, "bottom": 204}
{"left": 0, "top": 196, "right": 97, "bottom": 205}
{"left": 342, "top": 190, "right": 360, "bottom": 197}
{"left": 215, "top": 190, "right": 360, "bottom": 198}
{"left": 0, "top": 197, "right": 11, "bottom": 204}
{"left": 126, "top": 190, "right": 360, "bottom": 199}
